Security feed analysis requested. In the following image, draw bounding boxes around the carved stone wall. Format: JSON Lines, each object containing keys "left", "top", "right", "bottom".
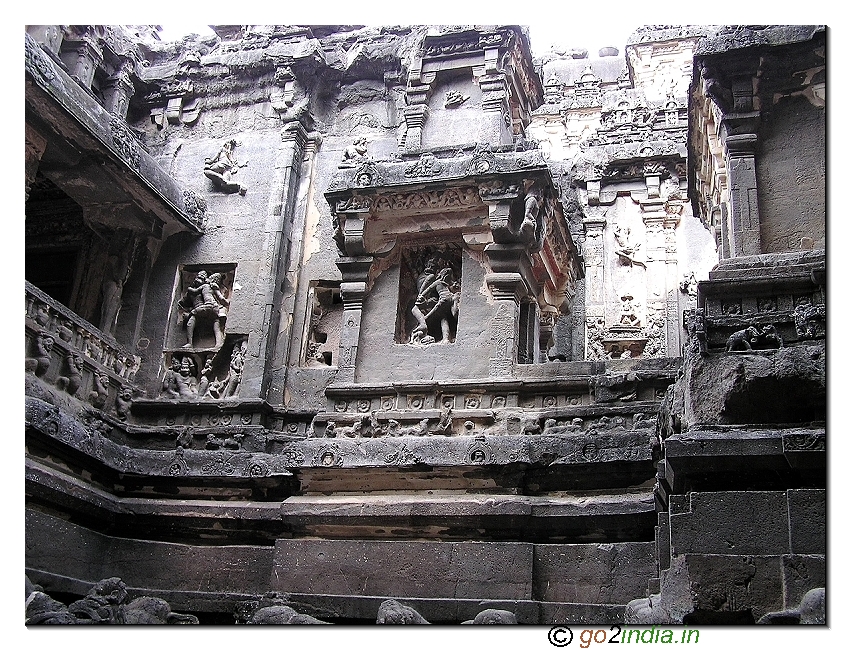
{"left": 25, "top": 24, "right": 824, "bottom": 626}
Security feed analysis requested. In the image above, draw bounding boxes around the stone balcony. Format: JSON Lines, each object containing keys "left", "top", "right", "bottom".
{"left": 25, "top": 280, "right": 140, "bottom": 419}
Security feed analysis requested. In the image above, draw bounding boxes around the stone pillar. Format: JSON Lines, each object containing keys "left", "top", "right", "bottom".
{"left": 241, "top": 121, "right": 310, "bottom": 399}
{"left": 102, "top": 65, "right": 135, "bottom": 119}
{"left": 663, "top": 208, "right": 682, "bottom": 357}
{"left": 25, "top": 124, "right": 48, "bottom": 202}
{"left": 335, "top": 257, "right": 374, "bottom": 384}
{"left": 484, "top": 241, "right": 532, "bottom": 376}
{"left": 403, "top": 104, "right": 429, "bottom": 152}
{"left": 485, "top": 271, "right": 526, "bottom": 377}
{"left": 582, "top": 214, "right": 605, "bottom": 359}
{"left": 642, "top": 210, "right": 666, "bottom": 344}
{"left": 724, "top": 131, "right": 762, "bottom": 256}
{"left": 640, "top": 168, "right": 669, "bottom": 355}
{"left": 479, "top": 73, "right": 511, "bottom": 146}
{"left": 59, "top": 35, "right": 103, "bottom": 90}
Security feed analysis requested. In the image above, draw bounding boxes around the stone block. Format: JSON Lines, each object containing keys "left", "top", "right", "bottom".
{"left": 656, "top": 554, "right": 783, "bottom": 623}
{"left": 27, "top": 507, "right": 275, "bottom": 594}
{"left": 670, "top": 491, "right": 789, "bottom": 556}
{"left": 787, "top": 489, "right": 825, "bottom": 554}
{"left": 685, "top": 554, "right": 783, "bottom": 622}
{"left": 533, "top": 543, "right": 655, "bottom": 604}
{"left": 781, "top": 554, "right": 825, "bottom": 609}
{"left": 539, "top": 602, "right": 626, "bottom": 625}
{"left": 682, "top": 346, "right": 825, "bottom": 426}
{"left": 272, "top": 539, "right": 533, "bottom": 600}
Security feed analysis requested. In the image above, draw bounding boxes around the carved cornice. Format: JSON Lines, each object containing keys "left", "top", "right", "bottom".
{"left": 326, "top": 148, "right": 548, "bottom": 195}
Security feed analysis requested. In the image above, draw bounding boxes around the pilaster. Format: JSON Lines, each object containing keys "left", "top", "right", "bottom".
{"left": 242, "top": 120, "right": 311, "bottom": 399}
{"left": 102, "top": 64, "right": 135, "bottom": 119}
{"left": 334, "top": 257, "right": 374, "bottom": 384}
{"left": 59, "top": 34, "right": 103, "bottom": 90}
{"left": 722, "top": 120, "right": 761, "bottom": 256}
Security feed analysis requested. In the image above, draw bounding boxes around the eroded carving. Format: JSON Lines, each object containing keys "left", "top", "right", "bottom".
{"left": 464, "top": 609, "right": 518, "bottom": 624}
{"left": 726, "top": 323, "right": 784, "bottom": 351}
{"left": 619, "top": 294, "right": 641, "bottom": 327}
{"left": 26, "top": 332, "right": 54, "bottom": 377}
{"left": 67, "top": 577, "right": 128, "bottom": 624}
{"left": 204, "top": 139, "right": 247, "bottom": 195}
{"left": 794, "top": 297, "right": 825, "bottom": 340}
{"left": 55, "top": 351, "right": 84, "bottom": 395}
{"left": 686, "top": 308, "right": 708, "bottom": 356}
{"left": 338, "top": 137, "right": 369, "bottom": 168}
{"left": 614, "top": 225, "right": 646, "bottom": 268}
{"left": 26, "top": 576, "right": 199, "bottom": 625}
{"left": 444, "top": 90, "right": 469, "bottom": 108}
{"left": 404, "top": 152, "right": 444, "bottom": 177}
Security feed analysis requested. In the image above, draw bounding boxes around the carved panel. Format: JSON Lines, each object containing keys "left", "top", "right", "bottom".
{"left": 396, "top": 247, "right": 462, "bottom": 345}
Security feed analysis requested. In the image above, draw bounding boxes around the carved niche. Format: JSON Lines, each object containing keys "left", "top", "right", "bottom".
{"left": 303, "top": 283, "right": 343, "bottom": 367}
{"left": 160, "top": 335, "right": 248, "bottom": 401}
{"left": 396, "top": 247, "right": 463, "bottom": 346}
{"left": 171, "top": 265, "right": 235, "bottom": 350}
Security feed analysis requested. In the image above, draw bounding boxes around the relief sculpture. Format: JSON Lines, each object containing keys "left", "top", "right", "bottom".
{"left": 204, "top": 139, "right": 247, "bottom": 195}
{"left": 403, "top": 251, "right": 461, "bottom": 346}
{"left": 178, "top": 270, "right": 230, "bottom": 349}
{"left": 410, "top": 266, "right": 460, "bottom": 345}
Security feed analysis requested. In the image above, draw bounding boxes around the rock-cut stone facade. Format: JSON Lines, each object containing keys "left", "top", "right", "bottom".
{"left": 24, "top": 24, "right": 825, "bottom": 625}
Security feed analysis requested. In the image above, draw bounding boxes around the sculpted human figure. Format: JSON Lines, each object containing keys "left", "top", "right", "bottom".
{"left": 197, "top": 357, "right": 214, "bottom": 397}
{"left": 115, "top": 385, "right": 133, "bottom": 420}
{"left": 88, "top": 372, "right": 110, "bottom": 409}
{"left": 26, "top": 332, "right": 54, "bottom": 377}
{"left": 679, "top": 270, "right": 697, "bottom": 300}
{"left": 207, "top": 378, "right": 226, "bottom": 399}
{"left": 339, "top": 137, "right": 368, "bottom": 168}
{"left": 520, "top": 186, "right": 544, "bottom": 244}
{"left": 180, "top": 270, "right": 229, "bottom": 349}
{"left": 55, "top": 351, "right": 83, "bottom": 395}
{"left": 175, "top": 357, "right": 198, "bottom": 399}
{"left": 99, "top": 246, "right": 132, "bottom": 335}
{"left": 223, "top": 342, "right": 246, "bottom": 398}
{"left": 410, "top": 258, "right": 439, "bottom": 343}
{"left": 161, "top": 357, "right": 181, "bottom": 398}
{"left": 614, "top": 225, "right": 646, "bottom": 268}
{"left": 411, "top": 266, "right": 460, "bottom": 344}
{"left": 204, "top": 139, "right": 247, "bottom": 195}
